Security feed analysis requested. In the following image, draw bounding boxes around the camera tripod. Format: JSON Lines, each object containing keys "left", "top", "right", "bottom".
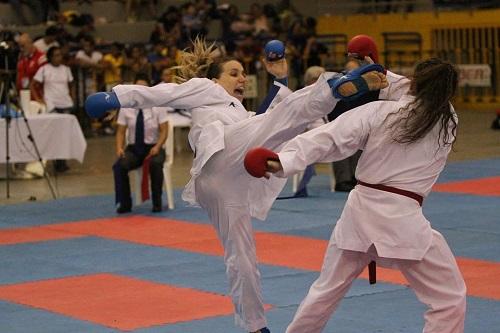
{"left": 1, "top": 69, "right": 57, "bottom": 200}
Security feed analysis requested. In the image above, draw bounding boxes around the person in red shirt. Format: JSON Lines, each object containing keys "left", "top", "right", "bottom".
{"left": 16, "top": 33, "right": 47, "bottom": 92}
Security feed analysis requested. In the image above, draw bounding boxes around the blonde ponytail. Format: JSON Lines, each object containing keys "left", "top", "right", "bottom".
{"left": 173, "top": 37, "right": 221, "bottom": 83}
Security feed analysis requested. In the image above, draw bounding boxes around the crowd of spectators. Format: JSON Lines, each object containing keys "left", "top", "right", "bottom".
{"left": 7, "top": 0, "right": 495, "bottom": 134}
{"left": 1, "top": 0, "right": 337, "bottom": 136}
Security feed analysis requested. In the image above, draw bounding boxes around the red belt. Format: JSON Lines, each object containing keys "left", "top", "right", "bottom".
{"left": 357, "top": 180, "right": 423, "bottom": 206}
{"left": 356, "top": 180, "right": 424, "bottom": 285}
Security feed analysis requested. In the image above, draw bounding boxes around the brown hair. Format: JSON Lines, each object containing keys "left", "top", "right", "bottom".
{"left": 386, "top": 58, "right": 458, "bottom": 146}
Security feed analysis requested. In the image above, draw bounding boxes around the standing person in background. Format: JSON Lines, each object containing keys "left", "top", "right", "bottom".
{"left": 103, "top": 42, "right": 125, "bottom": 90}
{"left": 114, "top": 74, "right": 169, "bottom": 214}
{"left": 123, "top": 45, "right": 151, "bottom": 83}
{"left": 12, "top": 33, "right": 46, "bottom": 178}
{"left": 291, "top": 65, "right": 327, "bottom": 197}
{"left": 16, "top": 33, "right": 46, "bottom": 93}
{"left": 31, "top": 46, "right": 75, "bottom": 172}
{"left": 328, "top": 34, "right": 410, "bottom": 192}
{"left": 75, "top": 35, "right": 105, "bottom": 133}
{"left": 147, "top": 41, "right": 172, "bottom": 85}
{"left": 33, "top": 26, "right": 60, "bottom": 53}
{"left": 75, "top": 35, "right": 103, "bottom": 96}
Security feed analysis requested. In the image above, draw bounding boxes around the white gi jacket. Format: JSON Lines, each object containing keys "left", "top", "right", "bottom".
{"left": 276, "top": 95, "right": 457, "bottom": 260}
{"left": 113, "top": 78, "right": 293, "bottom": 219}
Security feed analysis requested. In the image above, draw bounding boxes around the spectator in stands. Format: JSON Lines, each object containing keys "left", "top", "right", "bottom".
{"left": 34, "top": 26, "right": 61, "bottom": 53}
{"left": 303, "top": 36, "right": 328, "bottom": 68}
{"left": 59, "top": 42, "right": 75, "bottom": 67}
{"left": 287, "top": 17, "right": 309, "bottom": 85}
{"left": 181, "top": 2, "right": 207, "bottom": 41}
{"left": 102, "top": 42, "right": 125, "bottom": 90}
{"left": 262, "top": 4, "right": 281, "bottom": 36}
{"left": 113, "top": 73, "right": 168, "bottom": 213}
{"left": 75, "top": 35, "right": 102, "bottom": 69}
{"left": 218, "top": 3, "right": 240, "bottom": 54}
{"left": 75, "top": 35, "right": 108, "bottom": 134}
{"left": 250, "top": 3, "right": 271, "bottom": 38}
{"left": 42, "top": 0, "right": 60, "bottom": 22}
{"left": 160, "top": 67, "right": 174, "bottom": 84}
{"left": 75, "top": 35, "right": 103, "bottom": 95}
{"left": 16, "top": 33, "right": 46, "bottom": 92}
{"left": 147, "top": 41, "right": 172, "bottom": 85}
{"left": 31, "top": 46, "right": 74, "bottom": 113}
{"left": 123, "top": 44, "right": 151, "bottom": 83}
{"left": 157, "top": 5, "right": 182, "bottom": 42}
{"left": 165, "top": 35, "right": 182, "bottom": 64}
{"left": 234, "top": 33, "right": 262, "bottom": 74}
{"left": 276, "top": 0, "right": 298, "bottom": 31}
{"left": 31, "top": 46, "right": 75, "bottom": 172}
{"left": 149, "top": 22, "right": 169, "bottom": 45}
{"left": 125, "top": 0, "right": 158, "bottom": 22}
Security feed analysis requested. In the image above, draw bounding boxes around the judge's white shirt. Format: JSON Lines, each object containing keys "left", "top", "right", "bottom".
{"left": 33, "top": 63, "right": 74, "bottom": 111}
{"left": 117, "top": 107, "right": 169, "bottom": 144}
{"left": 277, "top": 95, "right": 457, "bottom": 260}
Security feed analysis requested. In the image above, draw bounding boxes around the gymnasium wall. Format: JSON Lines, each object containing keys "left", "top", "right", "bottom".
{"left": 317, "top": 8, "right": 500, "bottom": 110}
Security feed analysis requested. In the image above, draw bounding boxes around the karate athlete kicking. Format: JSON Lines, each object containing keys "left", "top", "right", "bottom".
{"left": 246, "top": 58, "right": 466, "bottom": 333}
{"left": 85, "top": 38, "right": 390, "bottom": 333}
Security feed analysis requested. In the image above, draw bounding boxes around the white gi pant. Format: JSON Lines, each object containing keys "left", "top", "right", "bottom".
{"left": 286, "top": 230, "right": 467, "bottom": 333}
{"left": 195, "top": 77, "right": 338, "bottom": 332}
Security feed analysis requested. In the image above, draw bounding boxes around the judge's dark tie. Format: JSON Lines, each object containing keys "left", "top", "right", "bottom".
{"left": 134, "top": 109, "right": 145, "bottom": 155}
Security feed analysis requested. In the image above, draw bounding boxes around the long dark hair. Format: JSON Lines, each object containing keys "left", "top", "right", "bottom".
{"left": 386, "top": 58, "right": 458, "bottom": 146}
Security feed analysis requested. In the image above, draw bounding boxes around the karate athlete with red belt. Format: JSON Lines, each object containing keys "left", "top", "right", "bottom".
{"left": 246, "top": 58, "right": 466, "bottom": 333}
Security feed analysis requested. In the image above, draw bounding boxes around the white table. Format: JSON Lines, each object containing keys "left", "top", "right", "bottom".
{"left": 0, "top": 113, "right": 87, "bottom": 163}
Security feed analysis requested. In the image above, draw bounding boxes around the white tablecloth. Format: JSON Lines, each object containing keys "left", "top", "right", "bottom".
{"left": 0, "top": 114, "right": 87, "bottom": 163}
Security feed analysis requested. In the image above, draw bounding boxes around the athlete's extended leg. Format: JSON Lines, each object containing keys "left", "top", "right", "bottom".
{"left": 195, "top": 165, "right": 267, "bottom": 332}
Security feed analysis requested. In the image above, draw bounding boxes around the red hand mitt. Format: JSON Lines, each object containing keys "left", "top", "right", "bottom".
{"left": 244, "top": 147, "right": 279, "bottom": 178}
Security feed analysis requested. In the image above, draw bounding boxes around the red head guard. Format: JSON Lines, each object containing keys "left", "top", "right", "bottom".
{"left": 347, "top": 35, "right": 379, "bottom": 64}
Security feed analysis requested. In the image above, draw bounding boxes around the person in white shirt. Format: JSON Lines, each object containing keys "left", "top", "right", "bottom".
{"left": 114, "top": 74, "right": 169, "bottom": 213}
{"left": 85, "top": 38, "right": 391, "bottom": 333}
{"left": 33, "top": 26, "right": 60, "bottom": 53}
{"left": 75, "top": 35, "right": 103, "bottom": 97}
{"left": 32, "top": 46, "right": 74, "bottom": 113}
{"left": 261, "top": 58, "right": 466, "bottom": 333}
{"left": 31, "top": 45, "right": 75, "bottom": 172}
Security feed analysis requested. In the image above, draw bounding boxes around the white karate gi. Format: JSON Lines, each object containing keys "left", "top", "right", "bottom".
{"left": 112, "top": 71, "right": 408, "bottom": 331}
{"left": 275, "top": 95, "right": 466, "bottom": 333}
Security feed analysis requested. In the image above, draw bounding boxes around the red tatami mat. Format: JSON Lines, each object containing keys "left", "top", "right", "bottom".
{"left": 2, "top": 216, "right": 500, "bottom": 300}
{"left": 433, "top": 176, "right": 500, "bottom": 196}
{"left": 0, "top": 273, "right": 236, "bottom": 331}
{"left": 0, "top": 225, "right": 83, "bottom": 245}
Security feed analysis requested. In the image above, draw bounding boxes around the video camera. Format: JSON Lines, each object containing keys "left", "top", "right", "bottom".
{"left": 0, "top": 30, "right": 20, "bottom": 72}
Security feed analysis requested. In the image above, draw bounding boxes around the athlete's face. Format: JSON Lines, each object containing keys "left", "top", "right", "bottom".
{"left": 213, "top": 60, "right": 247, "bottom": 102}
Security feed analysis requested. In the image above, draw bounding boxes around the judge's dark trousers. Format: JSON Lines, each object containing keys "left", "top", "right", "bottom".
{"left": 116, "top": 144, "right": 165, "bottom": 207}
